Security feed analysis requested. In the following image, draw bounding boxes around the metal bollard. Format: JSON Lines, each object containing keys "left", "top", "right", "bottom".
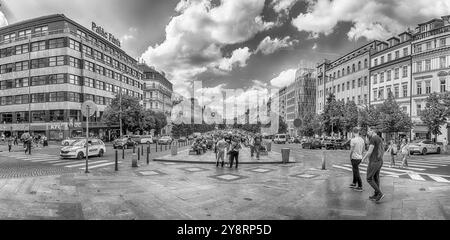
{"left": 133, "top": 145, "right": 136, "bottom": 153}
{"left": 160, "top": 144, "right": 162, "bottom": 152}
{"left": 165, "top": 145, "right": 167, "bottom": 151}
{"left": 156, "top": 142, "right": 158, "bottom": 152}
{"left": 169, "top": 143, "right": 171, "bottom": 150}
{"left": 131, "top": 153, "right": 138, "bottom": 168}
{"left": 146, "top": 146, "right": 150, "bottom": 165}
{"left": 141, "top": 145, "right": 144, "bottom": 156}
{"left": 122, "top": 147, "right": 125, "bottom": 159}
{"left": 115, "top": 149, "right": 118, "bottom": 171}
{"left": 321, "top": 151, "right": 326, "bottom": 170}
{"left": 138, "top": 148, "right": 141, "bottom": 161}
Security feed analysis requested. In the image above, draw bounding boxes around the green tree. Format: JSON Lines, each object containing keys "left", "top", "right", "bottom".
{"left": 278, "top": 116, "right": 288, "bottom": 134}
{"left": 342, "top": 101, "right": 358, "bottom": 134}
{"left": 322, "top": 94, "right": 345, "bottom": 135}
{"left": 419, "top": 92, "right": 448, "bottom": 142}
{"left": 377, "top": 92, "right": 412, "bottom": 139}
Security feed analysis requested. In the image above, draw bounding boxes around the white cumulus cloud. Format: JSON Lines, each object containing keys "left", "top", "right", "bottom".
{"left": 256, "top": 36, "right": 298, "bottom": 55}
{"left": 0, "top": 11, "right": 8, "bottom": 27}
{"left": 291, "top": 0, "right": 450, "bottom": 41}
{"left": 270, "top": 68, "right": 297, "bottom": 88}
{"left": 216, "top": 47, "right": 252, "bottom": 71}
{"left": 271, "top": 0, "right": 298, "bottom": 14}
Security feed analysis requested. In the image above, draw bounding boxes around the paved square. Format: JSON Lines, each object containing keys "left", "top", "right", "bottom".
{"left": 159, "top": 162, "right": 177, "bottom": 165}
{"left": 137, "top": 170, "right": 166, "bottom": 176}
{"left": 209, "top": 174, "right": 248, "bottom": 182}
{"left": 180, "top": 167, "right": 209, "bottom": 173}
{"left": 291, "top": 173, "right": 319, "bottom": 179}
{"left": 247, "top": 168, "right": 274, "bottom": 173}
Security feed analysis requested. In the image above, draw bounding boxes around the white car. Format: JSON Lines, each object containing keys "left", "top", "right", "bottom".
{"left": 60, "top": 139, "right": 106, "bottom": 160}
{"left": 139, "top": 135, "right": 154, "bottom": 144}
{"left": 408, "top": 139, "right": 441, "bottom": 155}
{"left": 274, "top": 134, "right": 287, "bottom": 144}
{"left": 61, "top": 137, "right": 85, "bottom": 146}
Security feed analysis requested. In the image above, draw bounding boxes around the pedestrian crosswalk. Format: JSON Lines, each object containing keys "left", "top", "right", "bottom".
{"left": 333, "top": 156, "right": 450, "bottom": 183}
{"left": 0, "top": 152, "right": 120, "bottom": 171}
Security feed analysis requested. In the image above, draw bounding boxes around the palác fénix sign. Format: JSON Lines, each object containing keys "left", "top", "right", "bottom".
{"left": 91, "top": 22, "right": 121, "bottom": 47}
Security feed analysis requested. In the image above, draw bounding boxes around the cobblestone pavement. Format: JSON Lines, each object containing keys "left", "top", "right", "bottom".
{"left": 1, "top": 143, "right": 450, "bottom": 219}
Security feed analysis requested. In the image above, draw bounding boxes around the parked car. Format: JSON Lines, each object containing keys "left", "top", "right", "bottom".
{"left": 60, "top": 139, "right": 106, "bottom": 160}
{"left": 158, "top": 136, "right": 173, "bottom": 145}
{"left": 334, "top": 139, "right": 351, "bottom": 150}
{"left": 274, "top": 134, "right": 287, "bottom": 144}
{"left": 409, "top": 139, "right": 441, "bottom": 155}
{"left": 138, "top": 135, "right": 154, "bottom": 144}
{"left": 302, "top": 139, "right": 322, "bottom": 149}
{"left": 113, "top": 137, "right": 137, "bottom": 149}
{"left": 293, "top": 137, "right": 302, "bottom": 144}
{"left": 288, "top": 137, "right": 295, "bottom": 144}
{"left": 178, "top": 137, "right": 188, "bottom": 142}
{"left": 323, "top": 138, "right": 335, "bottom": 150}
{"left": 61, "top": 137, "right": 85, "bottom": 146}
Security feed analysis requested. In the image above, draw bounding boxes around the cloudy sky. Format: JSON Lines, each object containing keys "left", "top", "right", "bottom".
{"left": 2, "top": 0, "right": 450, "bottom": 100}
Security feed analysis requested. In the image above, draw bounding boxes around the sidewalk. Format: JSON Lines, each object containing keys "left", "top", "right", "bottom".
{"left": 0, "top": 157, "right": 449, "bottom": 219}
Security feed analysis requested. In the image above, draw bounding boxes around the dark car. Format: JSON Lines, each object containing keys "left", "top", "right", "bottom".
{"left": 113, "top": 138, "right": 137, "bottom": 149}
{"left": 178, "top": 137, "right": 187, "bottom": 142}
{"left": 302, "top": 139, "right": 322, "bottom": 149}
{"left": 293, "top": 137, "right": 302, "bottom": 144}
{"left": 334, "top": 139, "right": 351, "bottom": 150}
{"left": 323, "top": 139, "right": 336, "bottom": 150}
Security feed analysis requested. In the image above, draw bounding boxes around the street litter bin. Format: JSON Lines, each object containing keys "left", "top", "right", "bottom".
{"left": 171, "top": 144, "right": 178, "bottom": 155}
{"left": 281, "top": 148, "right": 290, "bottom": 164}
{"left": 131, "top": 153, "right": 138, "bottom": 168}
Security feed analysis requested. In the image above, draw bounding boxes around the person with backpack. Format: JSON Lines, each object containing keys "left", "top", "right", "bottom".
{"left": 362, "top": 128, "right": 385, "bottom": 203}
{"left": 7, "top": 136, "right": 13, "bottom": 152}
{"left": 386, "top": 139, "right": 397, "bottom": 168}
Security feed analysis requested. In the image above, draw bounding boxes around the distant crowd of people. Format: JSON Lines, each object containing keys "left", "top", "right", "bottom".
{"left": 1, "top": 133, "right": 48, "bottom": 153}
{"left": 190, "top": 131, "right": 268, "bottom": 169}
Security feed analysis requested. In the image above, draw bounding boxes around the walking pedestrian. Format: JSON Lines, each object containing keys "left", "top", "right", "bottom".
{"left": 7, "top": 136, "right": 13, "bottom": 152}
{"left": 228, "top": 136, "right": 241, "bottom": 169}
{"left": 386, "top": 140, "right": 397, "bottom": 168}
{"left": 249, "top": 135, "right": 255, "bottom": 158}
{"left": 362, "top": 128, "right": 385, "bottom": 203}
{"left": 349, "top": 127, "right": 365, "bottom": 192}
{"left": 400, "top": 138, "right": 410, "bottom": 168}
{"left": 253, "top": 134, "right": 263, "bottom": 160}
{"left": 216, "top": 137, "right": 228, "bottom": 167}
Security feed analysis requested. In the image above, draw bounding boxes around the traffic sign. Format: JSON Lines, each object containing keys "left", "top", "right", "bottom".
{"left": 81, "top": 101, "right": 97, "bottom": 117}
{"left": 294, "top": 118, "right": 302, "bottom": 128}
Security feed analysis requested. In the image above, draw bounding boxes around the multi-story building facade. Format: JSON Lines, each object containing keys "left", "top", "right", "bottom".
{"left": 139, "top": 63, "right": 173, "bottom": 135}
{"left": 411, "top": 16, "right": 450, "bottom": 141}
{"left": 370, "top": 32, "right": 413, "bottom": 139}
{"left": 317, "top": 41, "right": 378, "bottom": 114}
{"left": 0, "top": 14, "right": 143, "bottom": 140}
{"left": 295, "top": 68, "right": 316, "bottom": 121}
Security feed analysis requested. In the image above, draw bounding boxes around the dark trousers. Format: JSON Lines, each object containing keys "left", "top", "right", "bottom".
{"left": 367, "top": 161, "right": 383, "bottom": 195}
{"left": 250, "top": 146, "right": 255, "bottom": 157}
{"left": 351, "top": 159, "right": 362, "bottom": 187}
{"left": 8, "top": 145, "right": 11, "bottom": 152}
{"left": 229, "top": 152, "right": 239, "bottom": 168}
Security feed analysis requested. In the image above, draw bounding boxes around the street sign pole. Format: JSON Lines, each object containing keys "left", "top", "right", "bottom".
{"left": 85, "top": 106, "right": 90, "bottom": 174}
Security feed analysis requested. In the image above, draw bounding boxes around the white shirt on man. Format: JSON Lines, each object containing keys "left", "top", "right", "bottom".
{"left": 350, "top": 136, "right": 365, "bottom": 160}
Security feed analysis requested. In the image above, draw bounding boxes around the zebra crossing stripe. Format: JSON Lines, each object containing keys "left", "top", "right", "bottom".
{"left": 428, "top": 175, "right": 450, "bottom": 183}
{"left": 27, "top": 158, "right": 61, "bottom": 162}
{"left": 409, "top": 159, "right": 450, "bottom": 163}
{"left": 79, "top": 162, "right": 119, "bottom": 170}
{"left": 341, "top": 164, "right": 401, "bottom": 176}
{"left": 401, "top": 164, "right": 437, "bottom": 169}
{"left": 30, "top": 159, "right": 65, "bottom": 163}
{"left": 359, "top": 163, "right": 418, "bottom": 173}
{"left": 409, "top": 173, "right": 426, "bottom": 181}
{"left": 334, "top": 165, "right": 399, "bottom": 178}
{"left": 53, "top": 161, "right": 85, "bottom": 166}
{"left": 406, "top": 161, "right": 448, "bottom": 166}
{"left": 65, "top": 160, "right": 108, "bottom": 168}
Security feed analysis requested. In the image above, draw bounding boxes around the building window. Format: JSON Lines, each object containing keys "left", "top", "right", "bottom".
{"left": 31, "top": 58, "right": 49, "bottom": 69}
{"left": 402, "top": 66, "right": 408, "bottom": 77}
{"left": 440, "top": 56, "right": 447, "bottom": 69}
{"left": 387, "top": 86, "right": 392, "bottom": 97}
{"left": 380, "top": 72, "right": 384, "bottom": 83}
{"left": 395, "top": 51, "right": 399, "bottom": 59}
{"left": 357, "top": 78, "right": 361, "bottom": 87}
{"left": 15, "top": 44, "right": 29, "bottom": 55}
{"left": 48, "top": 38, "right": 66, "bottom": 49}
{"left": 347, "top": 66, "right": 350, "bottom": 74}
{"left": 84, "top": 61, "right": 94, "bottom": 72}
{"left": 394, "top": 68, "right": 399, "bottom": 79}
{"left": 31, "top": 41, "right": 46, "bottom": 52}
{"left": 416, "top": 44, "right": 422, "bottom": 53}
{"left": 34, "top": 26, "right": 48, "bottom": 34}
{"left": 381, "top": 56, "right": 384, "bottom": 64}
{"left": 417, "top": 61, "right": 423, "bottom": 72}
{"left": 387, "top": 70, "right": 391, "bottom": 81}
{"left": 49, "top": 56, "right": 66, "bottom": 67}
{"left": 387, "top": 53, "right": 392, "bottom": 62}
{"left": 31, "top": 111, "right": 46, "bottom": 122}
{"left": 373, "top": 74, "right": 378, "bottom": 84}
{"left": 374, "top": 58, "right": 378, "bottom": 66}
{"left": 358, "top": 61, "right": 361, "bottom": 70}
{"left": 394, "top": 86, "right": 399, "bottom": 98}
{"left": 31, "top": 93, "right": 46, "bottom": 103}
{"left": 425, "top": 81, "right": 431, "bottom": 94}
{"left": 425, "top": 59, "right": 431, "bottom": 71}
{"left": 403, "top": 47, "right": 408, "bottom": 56}
{"left": 337, "top": 85, "right": 340, "bottom": 92}
{"left": 417, "top": 82, "right": 422, "bottom": 95}
{"left": 69, "top": 75, "right": 81, "bottom": 85}
{"left": 364, "top": 94, "right": 367, "bottom": 104}
{"left": 402, "top": 85, "right": 408, "bottom": 97}
{"left": 417, "top": 104, "right": 422, "bottom": 115}
{"left": 351, "top": 80, "right": 355, "bottom": 89}
{"left": 426, "top": 41, "right": 432, "bottom": 50}
{"left": 69, "top": 39, "right": 81, "bottom": 51}
{"left": 379, "top": 88, "right": 384, "bottom": 100}
{"left": 440, "top": 38, "right": 447, "bottom": 47}
{"left": 346, "top": 81, "right": 350, "bottom": 90}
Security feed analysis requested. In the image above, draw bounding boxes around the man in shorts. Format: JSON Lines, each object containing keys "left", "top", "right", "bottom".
{"left": 216, "top": 137, "right": 228, "bottom": 167}
{"left": 362, "top": 128, "right": 385, "bottom": 202}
